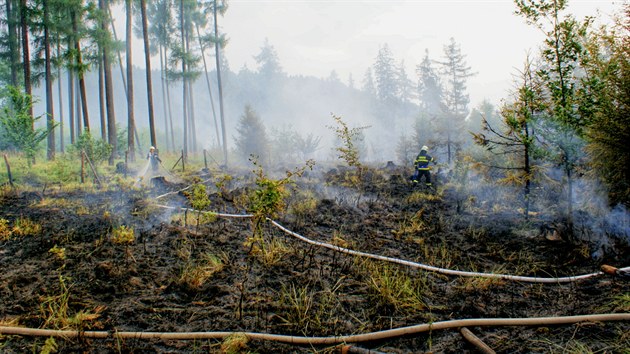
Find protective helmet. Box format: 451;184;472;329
150;146;155;151
421;145;428;151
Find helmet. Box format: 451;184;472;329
421;145;428;151
150;146;155;151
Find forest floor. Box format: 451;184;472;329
0;164;628;353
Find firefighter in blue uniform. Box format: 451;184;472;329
412;145;435;187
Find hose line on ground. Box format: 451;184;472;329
1;314;628;344
154;204;630;283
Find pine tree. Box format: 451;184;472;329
234;105;269;165
581;4;630;206
436;38;475;164
515;0;591;230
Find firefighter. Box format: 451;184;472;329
412;145;435;187
147;146;162;172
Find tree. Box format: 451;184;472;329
125;0;135;161
214;0;228;167
362;67;376;97
436;38;475;164
96;0;116;165
19;0;33;120
43;0;55;160
140;0;156;149
327;114;369;168
0;0;21;86
581;4;630;206
147;0;175;151
0;86;54;165
416;49;443;120
515;0;591;230
472;56;545;218
373;43;398;105
254;38;283;81
234;104;269;165
396;60;413;104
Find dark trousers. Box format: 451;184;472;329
412;169;431;185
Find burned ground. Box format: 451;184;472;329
0;167;628;353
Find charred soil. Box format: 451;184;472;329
0;167;628;353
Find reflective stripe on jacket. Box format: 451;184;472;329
414;152;433;170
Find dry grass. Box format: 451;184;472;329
179;253;226;290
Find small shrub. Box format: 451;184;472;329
0;218;12;241
48;245;66;261
12;217;42;237
111;225;134;245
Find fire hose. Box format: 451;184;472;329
155;204;630;283
1;314;628;344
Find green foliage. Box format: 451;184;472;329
0;218;12;241
269;125;322;163
327;114;369;168
111;225;135;245
69;131;112;166
189;183;211;211
0;86;52;165
582;10;630;206
234;105;269;165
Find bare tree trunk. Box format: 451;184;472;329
180;0;188;160
101;0;117;165
68;69;75;144
159;45;171;152
98;57;106;140
75;77;82;136
188;80;197;152
7;0;19;86
140;0;157;148
126;0;135;161
20;0;33;122
73;28;89;132
214;0;227;166
184;26;196;153
196;23;221;148
56;39;64;153
163;46;176;151
107;5;127;92
44;0;55;160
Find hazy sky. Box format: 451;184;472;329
220;0;621;107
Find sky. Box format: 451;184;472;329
219;0;622;107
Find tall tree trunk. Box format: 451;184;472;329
44;0;55;160
184;24;196;152
20;0;33;122
101;0;117;165
68;69;75;144
75;77;82;136
107;3;140;155
107;5;127;92
56;38;64;152
196;23;221;148
7;0;19;86
163;46;176;151
159;44;171;152
214;0;227;166
140;0;156;148
180;0;188;160
126;0;135;161
72;11;90;132
188;80;197;152
98;57;107;140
